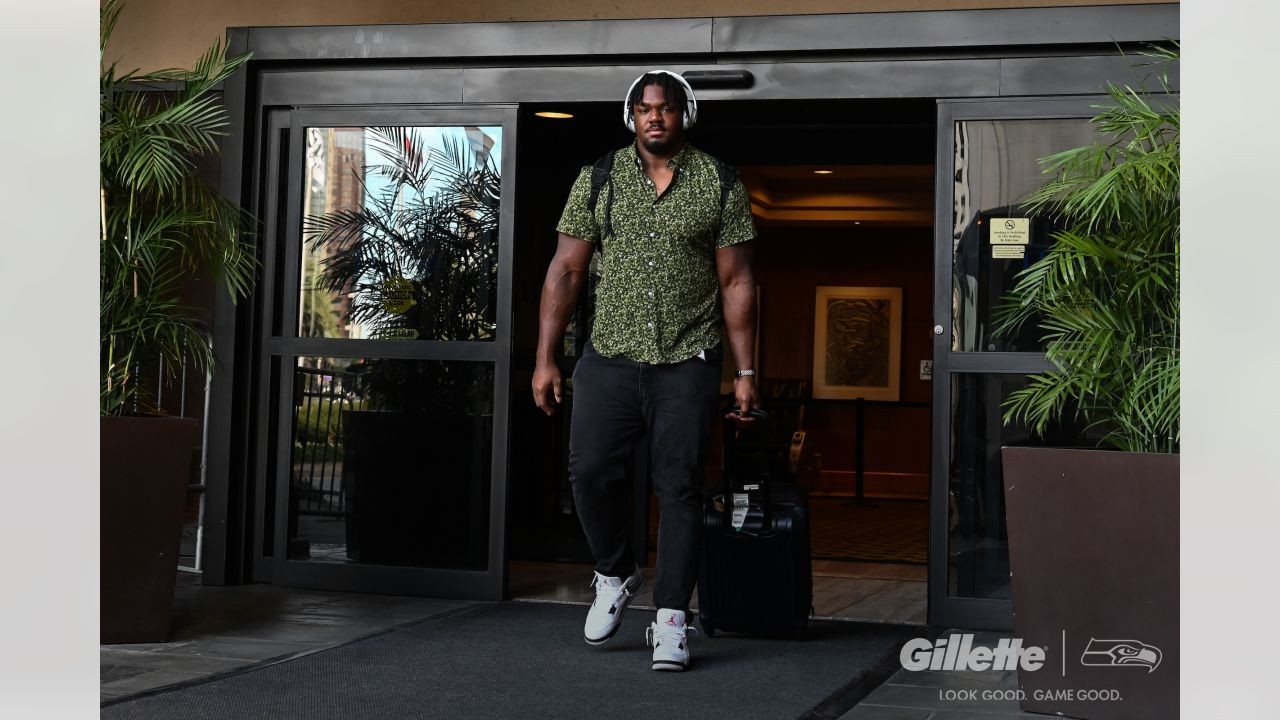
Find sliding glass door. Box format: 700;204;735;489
253;106;517;599
930;98;1106;629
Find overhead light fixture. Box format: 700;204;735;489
813;169;834;175
854;221;862;225
681;69;755;89
535;111;574;119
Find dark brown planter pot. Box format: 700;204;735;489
101;416;198;644
1001;447;1178;720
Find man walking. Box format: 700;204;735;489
532;70;760;671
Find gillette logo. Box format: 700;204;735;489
900;635;1046;672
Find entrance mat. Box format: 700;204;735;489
101;601;919;720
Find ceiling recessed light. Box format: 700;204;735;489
535;111;574;119
813;169;834;175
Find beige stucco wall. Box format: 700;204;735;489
105;0;1175;73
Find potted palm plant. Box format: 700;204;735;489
100;0;255;642
993;47;1178;720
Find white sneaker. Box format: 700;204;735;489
583;567;644;645
646;608;699;671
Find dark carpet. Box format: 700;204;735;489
101;601;918;720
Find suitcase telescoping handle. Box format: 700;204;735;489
724;405;770;489
728;406;768;421
724;407;770;472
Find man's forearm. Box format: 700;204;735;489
536;263;586;365
721;277;756;372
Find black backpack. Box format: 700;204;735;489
585;149;738;253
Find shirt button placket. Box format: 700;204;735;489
647;231;658;339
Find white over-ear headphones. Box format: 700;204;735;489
623;70;698;132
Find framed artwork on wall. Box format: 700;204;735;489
720;286;761;394
812;286;902;401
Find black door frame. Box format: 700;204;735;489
252;105;518;599
928;95;1110;630
208;4;1178;621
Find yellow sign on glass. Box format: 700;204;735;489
377;327;420;340
990;218;1030;245
381;277;416;315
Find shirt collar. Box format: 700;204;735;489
627;141;692;171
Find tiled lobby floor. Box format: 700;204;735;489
509;558;927;625
647;495;930;565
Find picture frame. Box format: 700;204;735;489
812;286;902;401
721;286;761;394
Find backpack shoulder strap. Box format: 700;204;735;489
714;157;738;211
586;150;617;252
586;150;614;213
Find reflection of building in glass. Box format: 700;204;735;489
465;126;495;168
301;127;366;343
300;125;503;346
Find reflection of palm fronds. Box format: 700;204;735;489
992;44;1179;453
302;126;501;413
825;299;890;387
303;126;501;342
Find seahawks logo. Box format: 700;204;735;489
1080;638;1162;673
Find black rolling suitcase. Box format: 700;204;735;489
697;409;813;638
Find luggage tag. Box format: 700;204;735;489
731;492;750;530
731;493;768;534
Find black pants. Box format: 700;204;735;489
568;341;721;613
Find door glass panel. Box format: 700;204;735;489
947;372;1102;599
287;355;494;570
950;119;1095;352
299;126;503;341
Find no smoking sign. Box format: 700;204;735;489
990;218;1030;245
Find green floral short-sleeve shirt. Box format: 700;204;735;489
556;142;757;364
